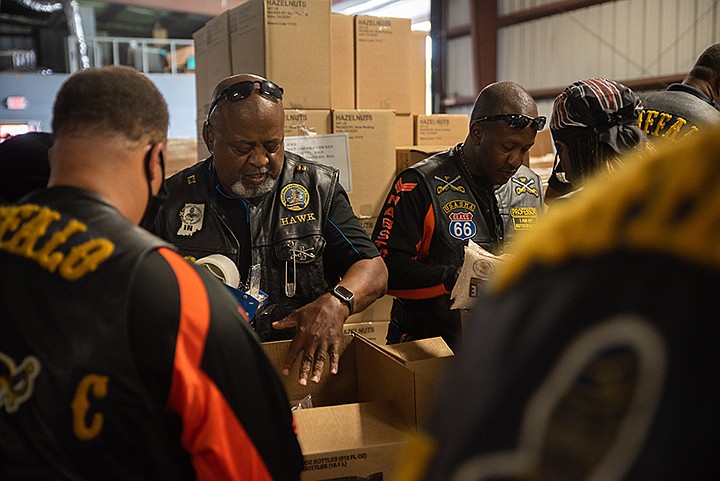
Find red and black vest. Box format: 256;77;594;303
390;147;543;348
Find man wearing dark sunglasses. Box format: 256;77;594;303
152;74;387;386
371;81;544;350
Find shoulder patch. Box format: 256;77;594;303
177;203;205;236
394;177;418;193
512;176;540;197
434;175;466;195
0;351;42;413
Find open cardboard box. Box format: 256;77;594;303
262;334;454;480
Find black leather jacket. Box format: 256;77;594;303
153;152;339;341
640;84;720;142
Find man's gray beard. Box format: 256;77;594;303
230;175;276;199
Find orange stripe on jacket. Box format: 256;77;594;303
388;284;448;299
416;205;435;259
159;247;273;481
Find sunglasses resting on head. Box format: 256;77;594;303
473;114;547;131
207;79;284;118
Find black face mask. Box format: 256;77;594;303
139;145;168;230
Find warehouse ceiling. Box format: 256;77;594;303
0;0;429;38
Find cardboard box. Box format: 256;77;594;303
529;127;554;157
262;334;454;427
294;401;407;480
331;13;355;109
229;0;332;109
274;335;453;478
414;114;469;146
354;15;412;114
284;109;332;137
395;145;449;173
196;106;210;161
332;110;396;224
394;113;414;147
193;12;232;114
343;320;390;345
410;30;428;115
166;138;199;177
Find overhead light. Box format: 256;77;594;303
339;0;396;15
412;20;431;32
335;0;430;28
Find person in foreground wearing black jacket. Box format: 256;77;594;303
371;81;544;350
152;73;387;386
0;66;302;481
395;124;720;481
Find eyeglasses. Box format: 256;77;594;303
474;114;547;131
207;80;284;118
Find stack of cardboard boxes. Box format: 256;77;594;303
193;0;470;230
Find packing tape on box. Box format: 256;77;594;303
195;254;240;289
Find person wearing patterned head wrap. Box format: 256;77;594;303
545;78;647;201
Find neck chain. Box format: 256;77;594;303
459;144;473;175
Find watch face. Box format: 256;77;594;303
334;285;353;301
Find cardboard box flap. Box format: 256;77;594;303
293;401;408;455
380;336;454;363
353;334;416;427
355;335;454;427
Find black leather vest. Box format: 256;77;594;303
0;188;194;480
412;146;542;261
156;153;339;341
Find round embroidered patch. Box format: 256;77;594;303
280;183;310;212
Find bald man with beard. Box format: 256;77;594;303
152;74;387;386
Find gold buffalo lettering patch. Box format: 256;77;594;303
638;109;699;142
0;352;41;413
281;183;310;212
510;207;538;230
0;204;114;280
